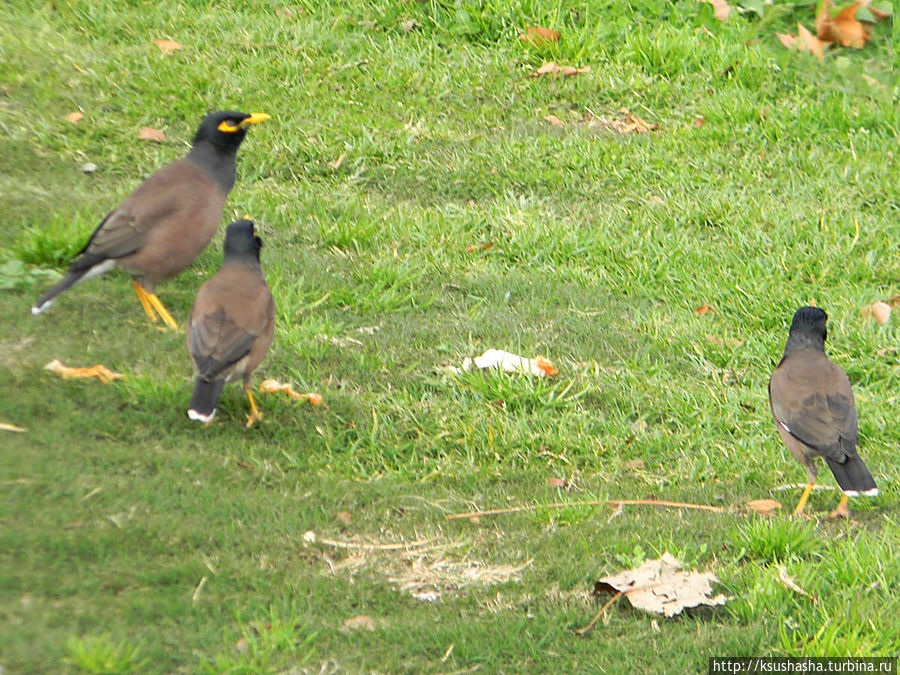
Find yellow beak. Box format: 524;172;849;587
218;113;271;133
240;112;270;127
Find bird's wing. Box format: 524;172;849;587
189;307;257;381
75;160;209;264
769;355;858;461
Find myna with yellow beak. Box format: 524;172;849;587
769;306;878;518
32;110;270;329
187;219;274;427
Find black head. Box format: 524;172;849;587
788;306;828;342
223;219;263;261
192;110;270;153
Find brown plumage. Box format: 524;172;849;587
187;220;274;427
769;306;878;518
32;110;270;329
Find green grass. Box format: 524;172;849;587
1;0;898;672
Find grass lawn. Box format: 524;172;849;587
1;0;898;672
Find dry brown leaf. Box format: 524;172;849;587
259;379;324;405
622;459;645;471
519;26;561;46
706;334;724;346
693;117;706;127
328;153;346;170
776;32;799;49
138;126;166;142
887;294;900;308
594;552;729;617
543;114;565;127
44;359;125;384
336;510;352;525
65;112;83;124
343;615;376;631
859;0;891;21
152;39;182;54
584;108;658;134
547;478;566;488
529;61;590;78
399;18;420;32
746;498;782;516
876;346;898;357
465;241;494;253
235;637;248;653
862;301;891;325
797;23;826;60
776;565;812;598
817;0;868;48
694;303;715;315
700;0;731;22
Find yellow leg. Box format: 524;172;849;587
132;280;158;323
145;291;179;330
792;481;815;518
245;382;262;428
829;494;850;520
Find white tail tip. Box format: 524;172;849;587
843;487;879;497
188;409;216;423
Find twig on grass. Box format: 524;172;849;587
446;499;726;521
574;591;624;635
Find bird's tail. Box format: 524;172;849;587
31;258;114;315
825;455;879;497
187;378;226;423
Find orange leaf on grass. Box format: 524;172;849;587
152;38;182;54
138;126;166;142
519;27;561;46
700;0;731;22
694;304;715;315
817;0;868;48
797;23;826;60
65;112;83;124
529;61;590;78
543;114;565;127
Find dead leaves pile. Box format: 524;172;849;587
776;0;890;60
543;108;658;135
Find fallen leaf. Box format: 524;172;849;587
65;112;83;124
399;18;420;32
343;615;376;631
138;126;166;142
693;117;706;127
547;478;566;488
700;0;731;22
706;334;724;346
887;294;900;308
336;510;352;525
519;26;561;46
876;346;898;357
465;241;494;253
152;39;182;54
460;349;558;377
817;0;868;48
694;303;715;315
0;422;26;433
862;300;891;325
235;638;248;653
797;23;826;60
776;565;813;599
859;0;891;21
328;153;346;170
543;114;565;127
259;379;324;405
584;108;658;134
745;498;782;515
776;32;799;49
593;552;730;617
622;459;645;471
529;61;590;78
44;359;125;383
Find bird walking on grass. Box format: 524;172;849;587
769;306;878;518
32;110;270;329
187;219;274;427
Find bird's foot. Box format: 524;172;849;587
828;495;850;520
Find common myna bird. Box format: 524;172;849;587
769;306;878;518
186;219;274;427
32;110;270;329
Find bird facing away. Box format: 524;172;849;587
769;306;878;518
187;219;274;428
32;110;270;329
